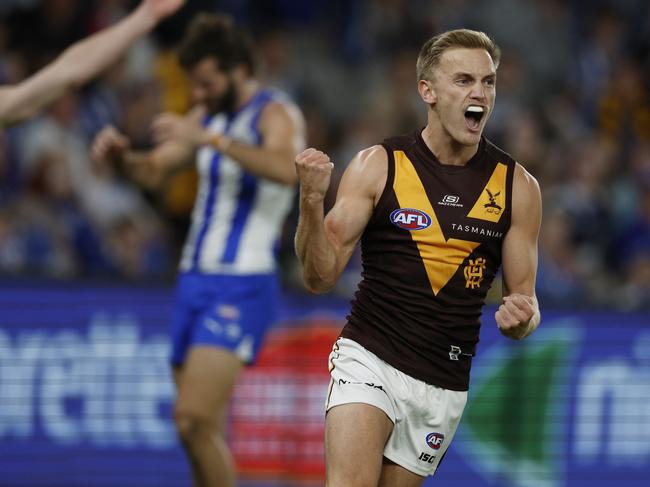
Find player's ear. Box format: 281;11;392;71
418;79;436;105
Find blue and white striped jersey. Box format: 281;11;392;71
179;89;295;275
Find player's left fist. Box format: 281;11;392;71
495;294;536;340
151;106;207;148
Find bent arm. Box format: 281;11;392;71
207;101;305;185
0;1;178;127
122;141;195;189
498;163;542;339
295;146;386;294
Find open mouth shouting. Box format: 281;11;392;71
464;105;485;132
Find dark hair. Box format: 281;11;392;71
178;13;256;74
416;29;501;81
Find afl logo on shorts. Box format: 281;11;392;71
390;208;432;230
426;432;445;450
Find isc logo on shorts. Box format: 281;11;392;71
426;432;445;450
390;208;432;230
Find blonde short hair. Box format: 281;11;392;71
416;29;501;81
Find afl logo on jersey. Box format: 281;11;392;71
426;432;445;450
390;208;432;230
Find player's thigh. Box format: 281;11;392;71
174;345;244;420
378;460;425;487
325;402;393;487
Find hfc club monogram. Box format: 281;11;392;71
464;257;486;289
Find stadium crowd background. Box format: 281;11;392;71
0;0;648;311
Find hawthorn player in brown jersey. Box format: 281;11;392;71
295;29;541;486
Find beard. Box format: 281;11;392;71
206;78;238;115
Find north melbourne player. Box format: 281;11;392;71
92;13;305;487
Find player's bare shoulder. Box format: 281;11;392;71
258;98;306;156
515;162;539;188
514;162;541;198
512;162;542;225
259;99;305;133
343;145;388;205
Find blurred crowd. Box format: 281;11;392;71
0;0;648;310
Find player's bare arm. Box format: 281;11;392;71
92;123;195;190
0;0;185;128
152;100;305;186
496;163;542;340
295;145;387;294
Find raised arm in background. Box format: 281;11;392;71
0;0;185;128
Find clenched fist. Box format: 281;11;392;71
495;293;537;340
151;106;207;148
91;125;131;165
295;148;334;202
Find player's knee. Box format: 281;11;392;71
173;409;217;446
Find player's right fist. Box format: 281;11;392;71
295;148;334;202
91;125;131;165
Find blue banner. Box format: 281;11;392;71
0;283;648;486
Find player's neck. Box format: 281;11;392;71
422;122;479;166
235;79;261;111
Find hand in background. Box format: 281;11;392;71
91;125;131;166
151;106;208;149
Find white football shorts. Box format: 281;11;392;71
325;337;468;476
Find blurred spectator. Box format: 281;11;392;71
597;58;650;146
613;184;650;309
537;207;587;306
0;206;24;273
574;6;626;123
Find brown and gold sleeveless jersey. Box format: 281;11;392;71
340;131;516;391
